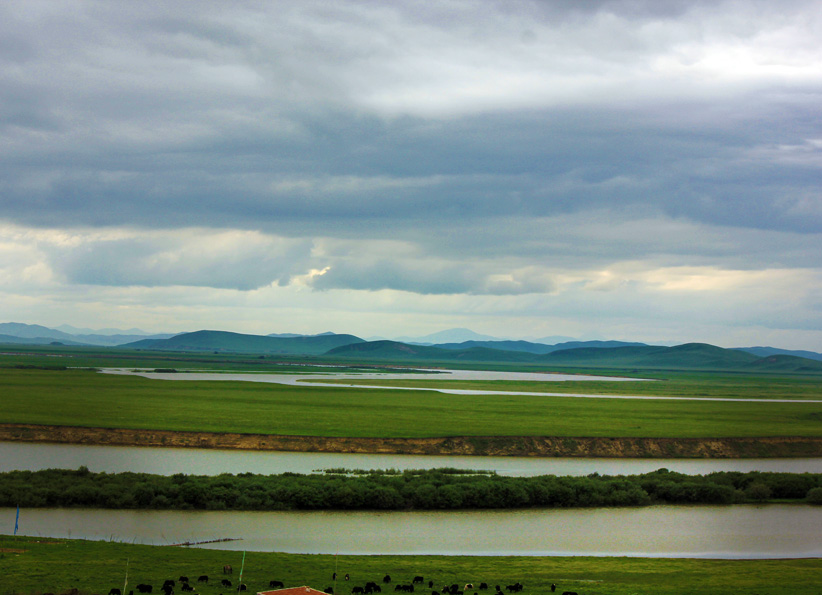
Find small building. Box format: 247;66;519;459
258;587;328;595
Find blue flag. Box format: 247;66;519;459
14;505;19;535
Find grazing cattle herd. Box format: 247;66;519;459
70;567;578;595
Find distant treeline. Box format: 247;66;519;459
2;467;822;511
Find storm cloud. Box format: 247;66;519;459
1;0;821;347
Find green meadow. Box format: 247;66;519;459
0;345;363;373
1;536;821;595
1;367;821;439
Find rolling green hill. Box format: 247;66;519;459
122;329;365;355
112;329;822;373
326;340;822;372
538;343;822;372
736;345;822;361
326;340;541;362
539;343;760;368
745;353;822;373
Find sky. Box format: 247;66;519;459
1;0;822;349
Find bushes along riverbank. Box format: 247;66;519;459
2;467;821;511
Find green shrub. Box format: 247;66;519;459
806;487;822;504
745;482;771;501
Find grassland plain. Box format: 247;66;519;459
1;536;821;595
0;344;368;372
2;368;822;440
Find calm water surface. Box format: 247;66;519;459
3;505;819;558
101;368;643;384
3;442;821;476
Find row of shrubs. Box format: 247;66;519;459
1;467;820;511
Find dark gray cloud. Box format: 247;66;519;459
2;0;820;239
3;104;820;236
1;0;821;347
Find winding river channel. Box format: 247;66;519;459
3;367;820;559
99;367;822;402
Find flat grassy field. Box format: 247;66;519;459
1;368;821;438
0;536;820;595
0;345;373;373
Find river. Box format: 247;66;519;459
99;368;822;402
2;442;821;477
4;367;820;559
3;442;821;559
3;505;820;558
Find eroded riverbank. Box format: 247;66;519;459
2;423;820;458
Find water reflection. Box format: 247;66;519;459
3;442;821;476
3;505;820;558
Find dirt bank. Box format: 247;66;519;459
2;423;821;458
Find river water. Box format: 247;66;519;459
3;505;820;558
101;368;644;384
3;442;820;558
2;442;821;477
99;368;822;402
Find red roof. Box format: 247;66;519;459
258;587;327;595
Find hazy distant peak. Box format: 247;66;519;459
523;335;577;345
55;324;154;336
394;328;502;344
267;331;338;338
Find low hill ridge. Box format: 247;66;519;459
123;329;365;355
326;340;822;372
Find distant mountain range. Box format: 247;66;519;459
2;322;821;372
394;327;576;345
54;324;158;336
434;339;650;355
0;332;89;347
0;322;176;347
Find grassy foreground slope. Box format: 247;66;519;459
1;536;821;595
1;368;821;439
